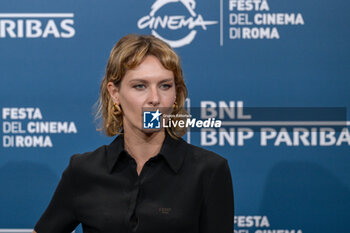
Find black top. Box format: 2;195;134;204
34;132;234;233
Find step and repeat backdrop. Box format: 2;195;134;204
1;0;349;232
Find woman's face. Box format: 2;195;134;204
108;55;176;133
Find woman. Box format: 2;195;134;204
33;34;234;233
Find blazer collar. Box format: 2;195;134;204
106;131;187;174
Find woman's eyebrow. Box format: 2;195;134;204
128;79;147;84
158;78;174;83
128;78;174;83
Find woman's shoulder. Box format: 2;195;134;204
181;138;228;169
181;139;231;187
68;144;109;171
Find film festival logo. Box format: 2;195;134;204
137;0;218;48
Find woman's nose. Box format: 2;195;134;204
148;87;160;106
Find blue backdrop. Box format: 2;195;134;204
1;0;349;232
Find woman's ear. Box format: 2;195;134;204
107;82;120;104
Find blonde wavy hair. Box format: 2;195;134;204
94;34;188;139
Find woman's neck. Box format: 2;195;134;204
123;126;166;168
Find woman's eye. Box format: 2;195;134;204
133;84;145;89
161;84;172;89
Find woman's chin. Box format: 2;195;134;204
141;128;163;134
